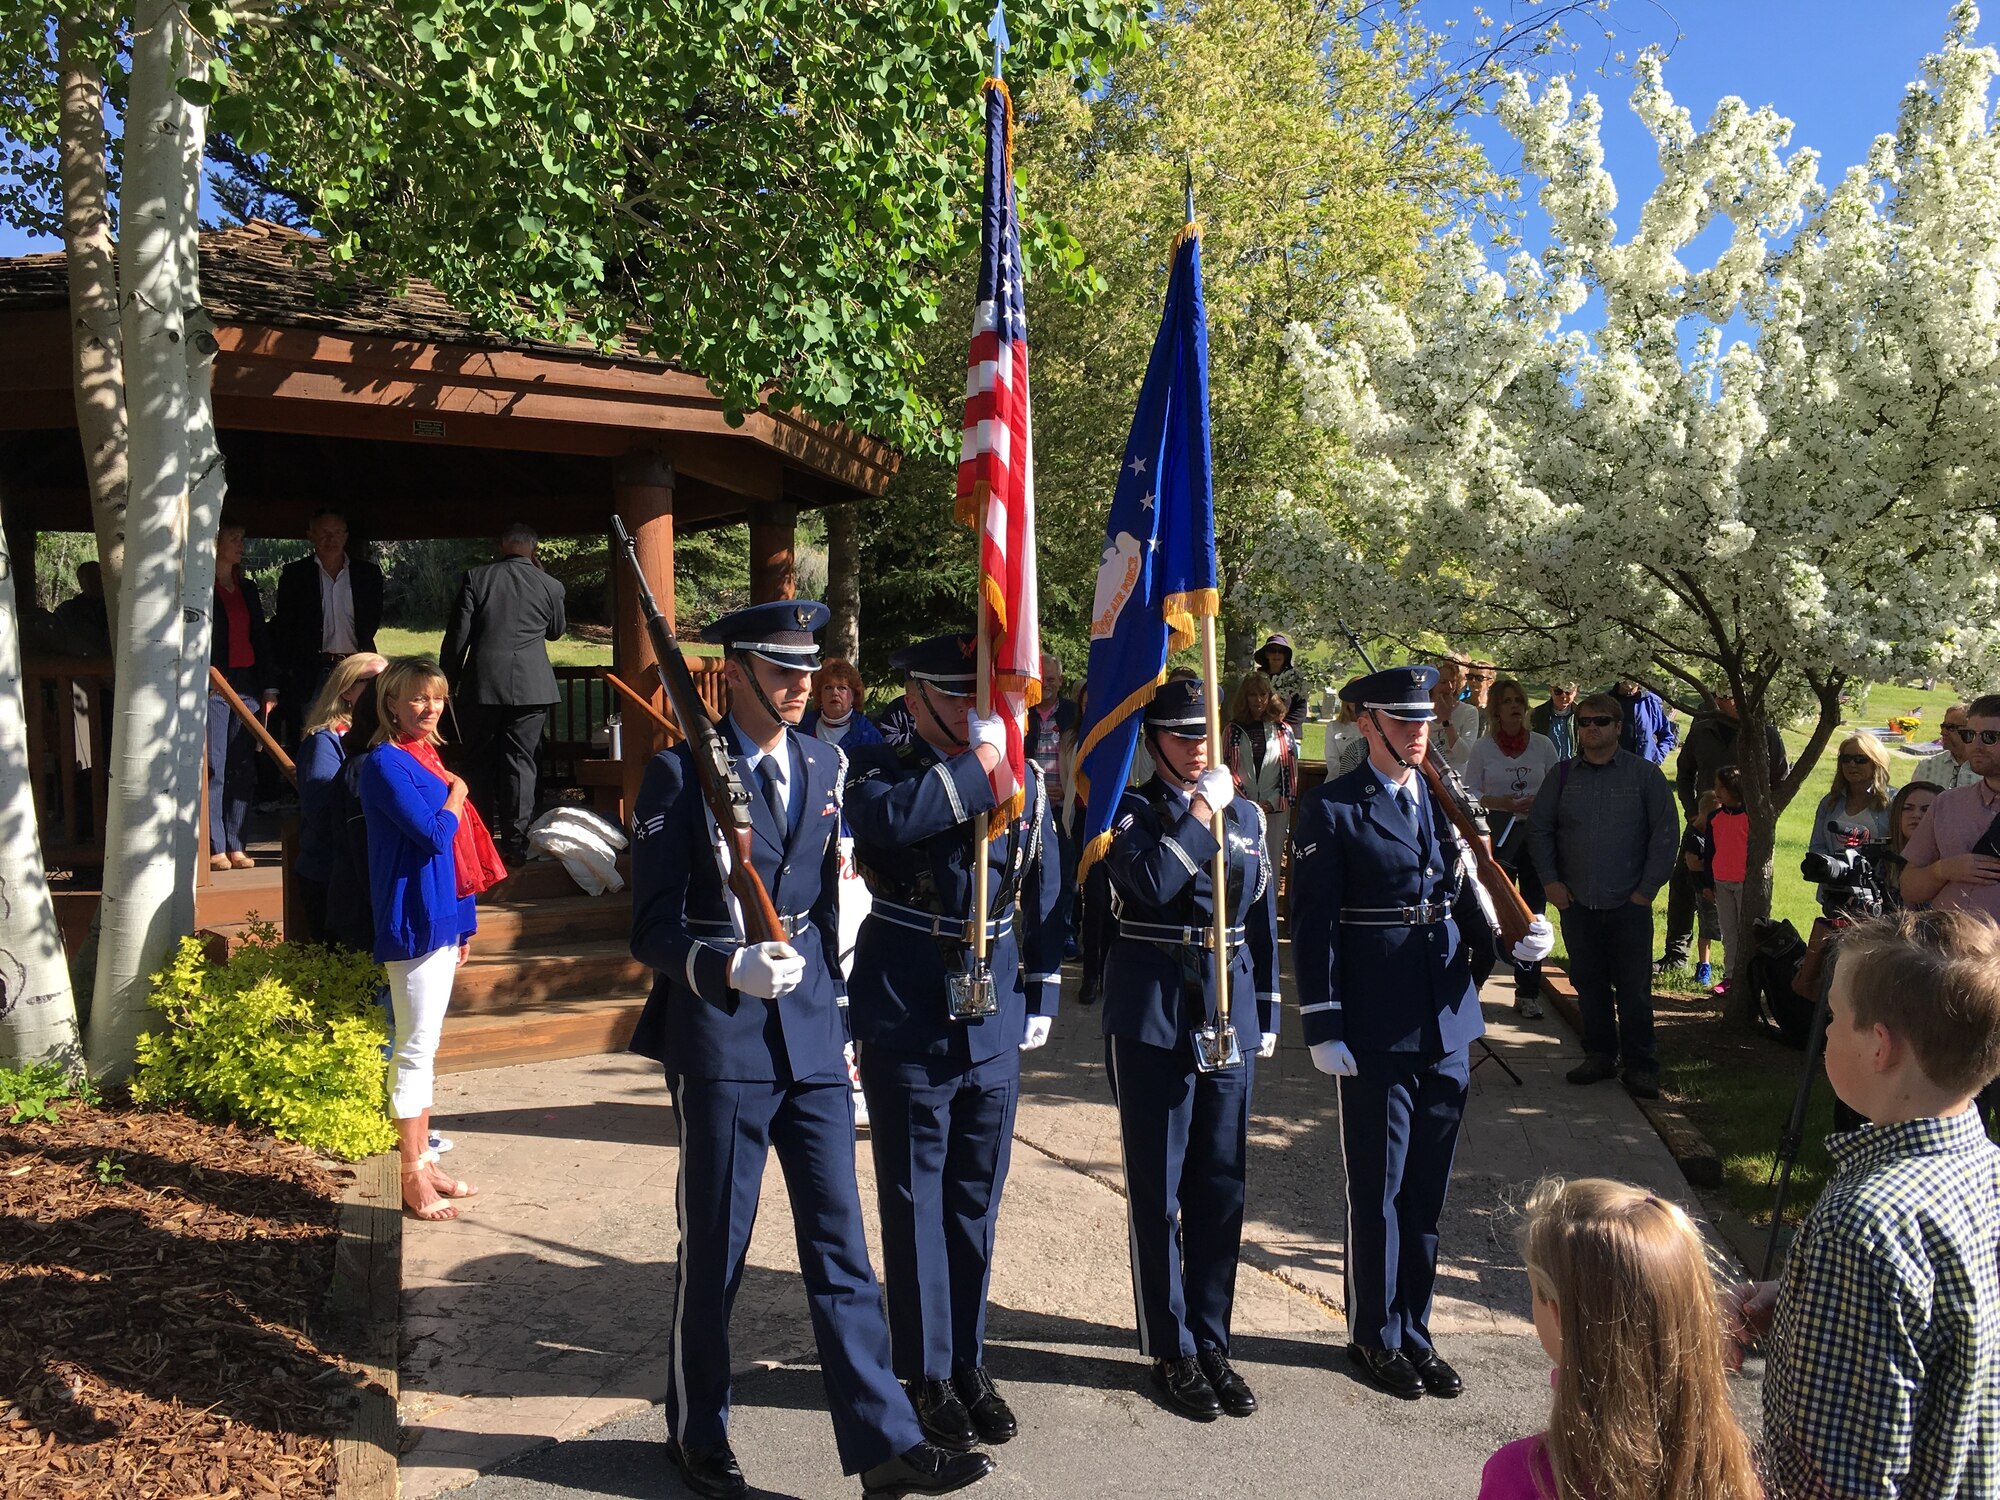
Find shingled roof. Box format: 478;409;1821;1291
0;219;661;364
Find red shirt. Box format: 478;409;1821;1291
1709;805;1749;883
216;578;254;668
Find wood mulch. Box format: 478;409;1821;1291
0;1103;363;1499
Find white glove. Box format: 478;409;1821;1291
1194;767;1235;814
1310;1040;1359;1077
1511;915;1555;964
1257;1032;1278;1060
1020;1015;1053;1052
966;710;1009;758
728;941;805;999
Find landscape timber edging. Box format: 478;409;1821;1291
1537;964;1725;1190
321;1150;401;1500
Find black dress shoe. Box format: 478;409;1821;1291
666;1438;747;1498
1346;1343;1424;1401
1566;1054;1619;1086
952;1367;1017;1443
1196;1349;1257;1417
1621;1068;1662;1100
1410;1348;1464;1398
904;1378;977;1453
860;1442;996;1498
1150;1355;1222;1421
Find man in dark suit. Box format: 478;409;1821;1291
440;523;566;860
274;509;383;739
1291;666;1543;1402
626;600;991;1500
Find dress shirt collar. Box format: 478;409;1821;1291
1828;1107;1990;1180
1368;758;1418;796
732;719;791;792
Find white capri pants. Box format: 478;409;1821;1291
385;942;459;1119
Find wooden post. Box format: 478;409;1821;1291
613;449;675;818
748;500;798;603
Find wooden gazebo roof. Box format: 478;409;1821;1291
0;221;898;540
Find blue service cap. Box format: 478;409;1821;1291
1145;678;1210;738
1339;665;1437;721
700;599;828;671
888;632;979;695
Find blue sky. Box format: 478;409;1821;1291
0;1;1973;264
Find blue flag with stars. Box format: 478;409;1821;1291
1073;220;1217;877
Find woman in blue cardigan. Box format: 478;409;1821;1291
360;657;480;1221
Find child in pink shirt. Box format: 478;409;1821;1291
1479;1178;1762;1500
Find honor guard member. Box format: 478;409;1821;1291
1087;679;1279;1421
843;633;1063;1455
1289;665;1495;1403
627;601;993;1500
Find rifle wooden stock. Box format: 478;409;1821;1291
611;517;785;946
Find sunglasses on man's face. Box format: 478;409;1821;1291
1576;714;1619;728
1955;727;2000;746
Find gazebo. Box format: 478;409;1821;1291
0;221;898;1068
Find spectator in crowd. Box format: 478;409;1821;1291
1429;653;1481;775
297;652;387;943
207;523;279;871
276;509;384;737
361;657;497;1222
1323;694;1368;778
1882;780;1943;914
1027;653;1080;956
1529;681;1578;761
1679;791;1720;991
802;658;885;748
1707;769;1751;1014
325;676;383;954
52;560;111;657
1611;676;1677;765
1915;702;1984;791
1224;670;1297;862
1728;910;2000;1500
1464;660;1497;735
1528;693;1679;1098
1479;1178;1760;1500
1253;633;1310;728
1657;691;1791;975
1805;734;1896;906
873;683;919;746
1900;693;2000;921
1465;678;1559;1017
439;523;567;864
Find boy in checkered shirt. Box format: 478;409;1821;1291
1729;910;2000;1499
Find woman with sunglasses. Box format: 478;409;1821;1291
1900;694;2000;922
1804;735;1896;906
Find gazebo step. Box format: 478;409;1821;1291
473;894;632;953
193;867;286;929
435;996;646;1074
481;855;631;904
451;940;648;1012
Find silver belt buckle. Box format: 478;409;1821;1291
1190;1022;1244;1073
946;959;999;1021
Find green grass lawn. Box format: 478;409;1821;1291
374;626;613;668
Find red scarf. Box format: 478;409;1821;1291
1493;726;1529;757
398;737;508;897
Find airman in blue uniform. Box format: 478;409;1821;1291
1084;679;1279;1421
1289;665;1495;1403
843;633;1063;1455
627;601;993;1500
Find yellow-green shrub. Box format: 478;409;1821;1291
134;926;396;1160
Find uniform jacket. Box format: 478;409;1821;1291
627;720;850;1084
357;743;478;964
1289;763;1491;1056
843;737;1062;1066
439;554;567;707
1093;779;1279;1056
275;553;383;673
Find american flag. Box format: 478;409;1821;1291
954;77;1040;829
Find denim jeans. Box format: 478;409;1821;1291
1560;901;1657;1074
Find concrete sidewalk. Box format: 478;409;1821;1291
401;974;1747;1498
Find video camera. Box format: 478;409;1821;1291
1799;823;1891;919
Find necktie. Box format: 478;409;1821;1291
757;758;788;836
1393;784;1416;824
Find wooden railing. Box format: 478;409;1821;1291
22;656;114;870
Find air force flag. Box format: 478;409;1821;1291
1073;219;1218;877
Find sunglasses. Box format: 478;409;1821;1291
1838;753;1873;766
1954;728;2000;746
1576;714;1619;728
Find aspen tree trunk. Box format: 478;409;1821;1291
824;500;861;665
57;6;129;633
86;0;194;1080
0;512;84;1067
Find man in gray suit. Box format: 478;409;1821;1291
441;523;567;861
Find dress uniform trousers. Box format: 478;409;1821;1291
1336;1046;1470;1354
1107;1035;1255;1360
665;1072;923;1475
857;1047;1020;1383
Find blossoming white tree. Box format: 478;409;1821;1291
1258;6;2000;928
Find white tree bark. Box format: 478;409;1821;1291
57;6;129;635
86;0;194;1080
0;510;84;1068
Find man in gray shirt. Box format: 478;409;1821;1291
1528;693;1680;1098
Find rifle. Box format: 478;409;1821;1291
611;516;786;945
1337;624;1537;949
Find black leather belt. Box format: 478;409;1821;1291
1340;901;1452;926
1116;917;1248;951
688;913;810;940
867;896;1014;944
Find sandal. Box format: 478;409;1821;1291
418;1148;478;1201
401;1162;458;1221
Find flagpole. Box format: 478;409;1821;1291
970;0;1006;967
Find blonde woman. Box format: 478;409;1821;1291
1223;671;1296;861
1806;734;1895;904
297;653;386;944
1480;1178;1762;1499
